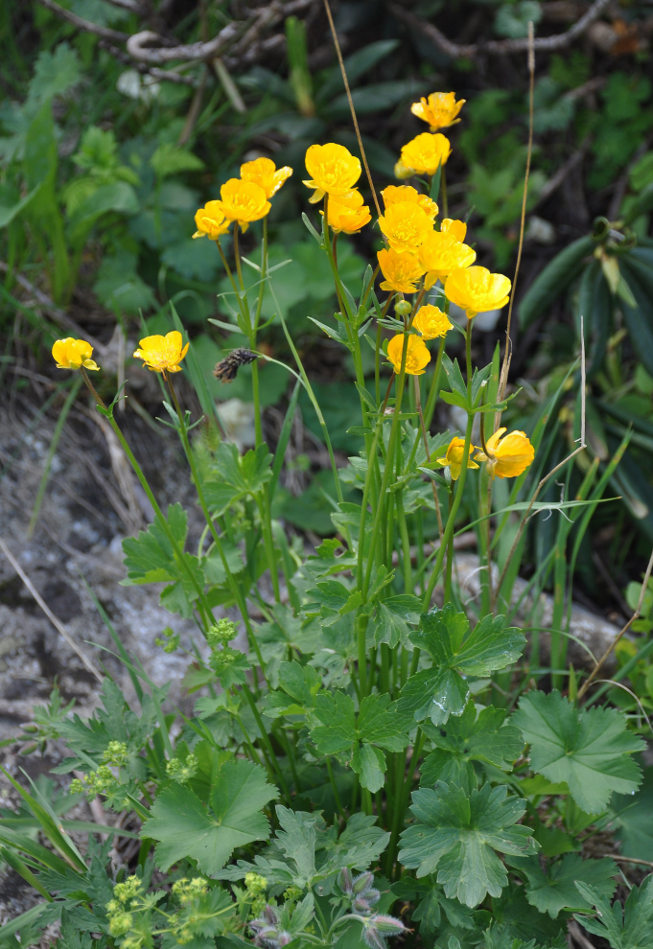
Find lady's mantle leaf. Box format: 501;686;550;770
513;690;644;813
398;781;537;907
523;853;617;918
142;760;277;874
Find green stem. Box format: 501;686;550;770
165;376;266;678
81;370;214;629
422;323;476;610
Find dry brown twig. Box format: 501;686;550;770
390;0;613;57
36;0;314;85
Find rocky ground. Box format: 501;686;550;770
0;381;204;928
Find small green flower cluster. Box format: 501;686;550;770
154;625;181;653
166;752;198;784
70;741;131;804
70;763;119;800
106;875;145;946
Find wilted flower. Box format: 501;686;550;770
217;178;271;231
324;189;371;234
303;143;361;203
387;333;431;375
133;330;189;374
411;91;465;131
381;185;438;222
193;200;231;240
378;201;434;254
377;248;425;294
476;428;535;478
418;230;477;288
240;157;293;198
444;266;511;319
436;436;479;481
396;132;451;178
413;304;453;339
52;338;99;371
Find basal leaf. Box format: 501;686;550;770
352;743;386;793
514;691;644;812
523;853;617;918
399;782;537;907
574;875;653;949
421;702;523;784
311;692;409;791
142;760;276;875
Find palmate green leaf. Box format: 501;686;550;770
121;504;204;616
218;809;388;888
310;692;410;791
522;853;616;918
142;760;277;874
513;691;644;813
399;782;537;907
574;875;653;949
122;503;190;582
421;701;523;785
372;594;421;647
399;606;525;725
204;442;273;514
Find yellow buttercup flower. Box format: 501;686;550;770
387;333;431;375
240;157;293;198
381;185;439;222
436;436;479;481
303;143;361;203
378;202;434;254
323;189;371;234
413;304;453;340
476;428;534;478
441;218;467;242
444;266;512;319
411;91;465;132
396;132;451;178
133;330;189;374
217;178;271;231
418;231;477;289
378;248;425;294
52;338;99;371
193;200;231;240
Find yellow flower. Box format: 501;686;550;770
217;178;271;231
378;201;434;253
396;132;451;178
476;428;534;478
444;266;512;319
52;338;99;371
303;143;361;203
240;157;293;198
436;436;479;481
410;91;465;132
377;248;425;294
441;218;467;242
323;189;371;234
413;304;453;340
193;200;231;240
381;185;439;222
418;231;477;288
387;333;431;375
133;330;189;374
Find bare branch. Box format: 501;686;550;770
35;0;128;42
389;0;613;57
